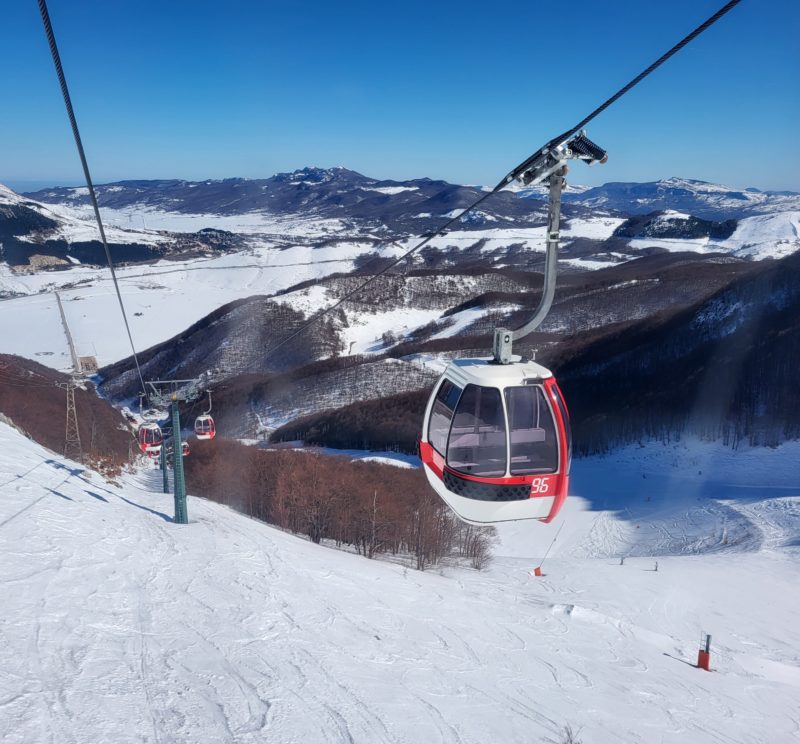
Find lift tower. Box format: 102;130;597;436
144;379;205;525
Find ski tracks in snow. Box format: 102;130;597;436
2;425;800;744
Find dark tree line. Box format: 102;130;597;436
185;437;494;571
557;253;800;453
270;390;429;454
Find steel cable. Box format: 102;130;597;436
36;0;147;395
508;0;744;183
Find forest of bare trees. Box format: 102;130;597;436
0;354;133;471
185;438;494;571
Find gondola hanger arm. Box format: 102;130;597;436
492;131;608;364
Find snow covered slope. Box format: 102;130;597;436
0;183;173;270
1;422;798;743
624;210;800;261
0;183;162;247
4;169;799;372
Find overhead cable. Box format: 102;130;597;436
36;0;147;395
506;0;744;184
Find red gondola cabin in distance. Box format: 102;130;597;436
419;357;571;525
137;423;163;456
194;414;216;440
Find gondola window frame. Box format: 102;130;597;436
446;384;508;478
504;384;559;476
428;378;463;457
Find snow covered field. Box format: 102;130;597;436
1;422;798;743
61;202;355;240
0;238;403;370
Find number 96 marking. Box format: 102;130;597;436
531;477;550;494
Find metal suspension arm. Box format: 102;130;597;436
512;171;564;342
492;171;565;364
493;131;607;364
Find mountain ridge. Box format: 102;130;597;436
24;170;800;220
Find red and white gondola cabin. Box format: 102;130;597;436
419;357;571;525
194;414;216;440
137;423;163;456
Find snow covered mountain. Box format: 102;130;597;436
16;172;800;269
1;419;798;743
31;173;800;222
0;183;242;272
3;168;799;456
556;249;800;452
0;182;160;267
92;248;800;455
557;177;800;219
24;167;548;234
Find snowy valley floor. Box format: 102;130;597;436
1;423;799;743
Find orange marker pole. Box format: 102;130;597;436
533;522;564;577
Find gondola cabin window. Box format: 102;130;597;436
504;386;558;475
428;379;462;456
447;385;506;477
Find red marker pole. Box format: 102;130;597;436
697;634;711;671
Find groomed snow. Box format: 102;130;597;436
1;423;798;743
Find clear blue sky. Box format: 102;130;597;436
1;0;798;191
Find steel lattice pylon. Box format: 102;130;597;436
59;376;83;462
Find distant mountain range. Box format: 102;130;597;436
23;167;545;233
25;170;800;221
557;177;800;220
2;170;798;274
